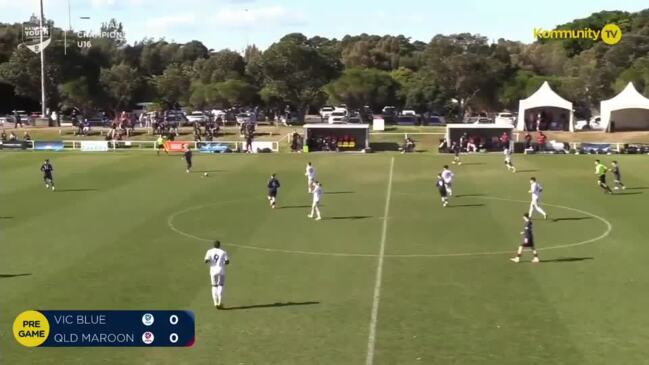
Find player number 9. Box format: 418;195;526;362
169;315;179;325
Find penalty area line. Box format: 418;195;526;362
366;156;394;365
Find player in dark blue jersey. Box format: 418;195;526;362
451;141;461;165
267;173;280;209
40;159;55;191
510;213;539;263
436;174;449;207
611;161;625;190
184;145;193;173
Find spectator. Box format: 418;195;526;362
499;131;510;148
23;131;32;141
9;131;17;141
50;110;59;127
438;138;449;153
291;132;302;152
401;137;416;153
1;129;6;141
524;133;532;149
13;110;22;128
467;137;477;152
537;131;547;152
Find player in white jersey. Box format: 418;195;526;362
528;177;548;220
305;162;316;193
504;146;516;173
441;165;454;196
204;240;230;309
308;181;323;220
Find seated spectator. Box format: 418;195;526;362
23;131;32;141
1;129;6;141
467;137;477;152
9;131;17;141
438;138;449;153
83;119;91;135
401;137;415;153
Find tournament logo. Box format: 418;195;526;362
142;331;155;345
141;313;155;326
20;19;52;54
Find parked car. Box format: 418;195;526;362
319;106;334;120
401;110;416;116
236;113;253;125
575;116;603;130
166;111;189;126
494;112;516;125
186;111;208;124
328;111;347;124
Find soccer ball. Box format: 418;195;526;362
203;172;208;177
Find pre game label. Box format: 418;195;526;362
13;310;194;347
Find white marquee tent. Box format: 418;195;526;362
516;81;574;132
600;82;649;132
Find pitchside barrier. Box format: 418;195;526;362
40;140;279;153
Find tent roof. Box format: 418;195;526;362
519;81;572;110
601;82;649;111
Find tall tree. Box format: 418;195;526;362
99;63;142;112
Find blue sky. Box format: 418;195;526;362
1;0;647;51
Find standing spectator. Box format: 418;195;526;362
500;131;510;149
524;133;532;149
245;129;254;153
537;131;547;152
13;110;22;128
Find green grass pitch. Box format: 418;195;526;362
2;151;649;364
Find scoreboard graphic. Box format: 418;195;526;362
13;310;195;347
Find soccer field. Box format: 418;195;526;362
2;151;649;364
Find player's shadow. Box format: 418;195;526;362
55;188;98;192
515;169;538;173
0;216;13;219
222;301;320;311
627;187;649;190
193;170;224;173
278;205;313;209
0;273;31;279
541;257;594;263
324;191;354;195
447;204;485;208
323;216;371;220
458;162;486;166
455;193;485;198
552;217;592;222
614;192;643;196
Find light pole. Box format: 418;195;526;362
39;0;46;117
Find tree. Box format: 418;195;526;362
614;58;649;96
325;68;400;112
193;50;245;84
100;63;142;112
154;63;192;107
261;33;340;118
58;77;93;113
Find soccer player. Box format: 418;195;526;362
436;174;449;207
305;162;316;193
308;181;323;220
184;145;193;173
40;159;55;191
528;177;548;219
611;161;625;190
594;160;613;194
156;135;166;156
204;240;230;309
510;213;540;263
504;146;516;173
267;173;280;209
451;141;462;165
441;165;454;196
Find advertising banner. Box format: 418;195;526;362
199;143;230;153
0;141;28;150
33;141;64;151
80;141;109;152
164;141;191;153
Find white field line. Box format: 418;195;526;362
365;156;395;365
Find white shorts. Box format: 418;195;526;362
210;272;225;286
312;199;320;207
531;196;540;205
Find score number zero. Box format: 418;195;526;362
169;314;178;344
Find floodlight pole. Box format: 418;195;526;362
39;0;47;117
